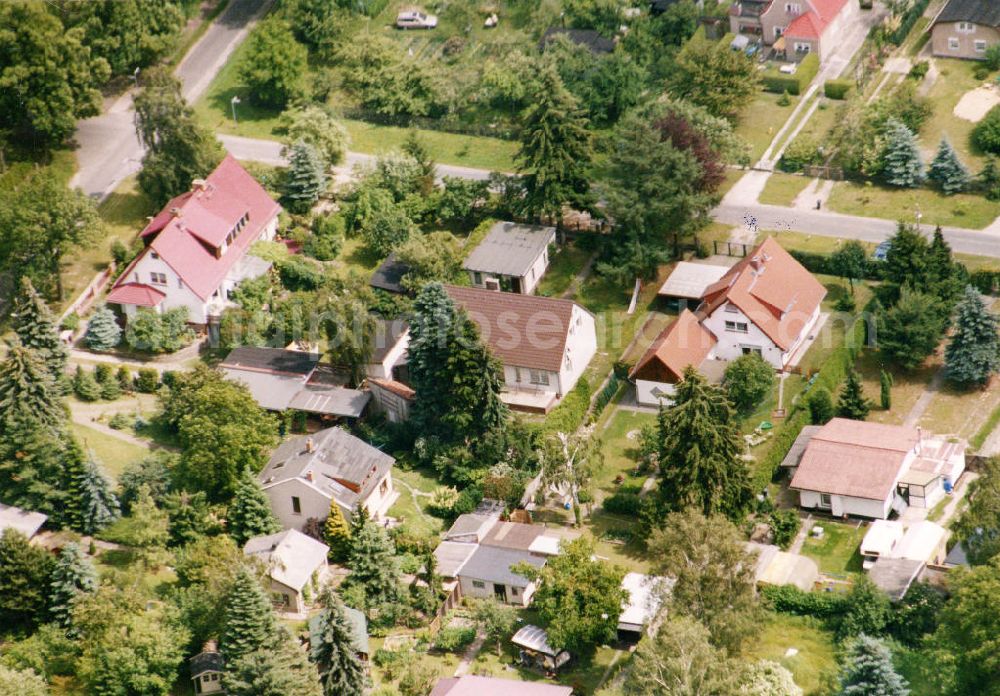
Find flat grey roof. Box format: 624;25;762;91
658;262;729;299
458;545;545;587
0;503;47;538
434;541;479;578
462;221;556;277
222;367;305;411
780;426;823;469
869;557;925;601
288;386;370;418
220;346;318;376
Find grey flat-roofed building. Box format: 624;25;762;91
463;221;556;295
0;503;47;539
457;545;546;606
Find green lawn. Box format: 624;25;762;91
744;613;839;696
825;180;1000;229
387;466;445;539
736;92;800;164
759;172;812;206
920;58;995;170
800;519;867;577
70;422;149;482
536;242;593;298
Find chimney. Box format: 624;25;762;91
305;469;314;482
191;178;207;193
306;437;315;453
169;207;182;218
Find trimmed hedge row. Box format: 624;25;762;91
763;53;819;95
761;584;847;618
889;0;931;45
970;269;1000;295
787;249;885;281
824;78;853;100
543;378;592;434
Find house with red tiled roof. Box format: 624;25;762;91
787;419;966;519
630;238;825;407
106;154;281;325
729;0;859;61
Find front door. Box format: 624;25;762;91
511;276;523;294
493;583;507;603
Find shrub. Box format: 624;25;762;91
73;366;101;402
762;53;819;95
135;368;160;393
761;584;847;618
123;308;193;353
779;137;823;173
908;61;929;80
108;413;131;430
973;105;1000;155
543;378;592;434
603;485;643;516
434;626;476;653
769;509;801;549
824;79;853;100
427;486;460;518
807;387;835;424
986;43;1000;72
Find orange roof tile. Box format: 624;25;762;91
700;237;826;351
630;309;717;382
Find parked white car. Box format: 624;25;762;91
396;9;438;29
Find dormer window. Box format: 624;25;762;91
150;251;159;260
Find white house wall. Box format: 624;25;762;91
559;305;597;394
458;576;535;607
125;252;210;322
264;478;333;531
520;245;552;295
702;305;785;368
361;472;395;519
798;489;893;519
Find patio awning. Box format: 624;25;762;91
774;36;787;51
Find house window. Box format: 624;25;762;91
150;272;167;285
150;251;159;260
177;277;184;289
958;21;975;33
291;496;301;514
473;272;483;285
725;321;749;334
472;580;485;589
511;587;519;597
741;346;763;356
380;478;389;495
819;493;832;508
529;369;550;386
784;3;800;13
725;303;739;313
794;42;811;54
975;40;987;53
774;26;784;39
949;37;960;50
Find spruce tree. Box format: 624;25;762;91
228;469;281;546
65;444;121;535
407;283;508;448
348;504;369;545
72;365;102;402
879;370;893;410
979;155;1000;200
837;370;872;421
881;223;930;305
283;140;327;214
656;366;753;522
48;542;98;630
11;277;69;382
0;340;65;436
345;519;401;615
221;567;280;665
880;288;948;370
927;227;965;307
517;63;593;220
839;635;909;696
310;588;366;696
807;387;835;425
224;628;322;696
881;119;923;188
946;285;1000;387
927;137;969;195
323;499;351;562
0;530;55;631
84;305;122;351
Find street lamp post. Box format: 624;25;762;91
231;95;241;124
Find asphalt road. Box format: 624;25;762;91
69;0;273;200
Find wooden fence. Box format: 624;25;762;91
61;262;118;322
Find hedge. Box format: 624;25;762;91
889;0;931;45
543;378;592;434
763;53;819;95
761;584;848;618
788;249;885;281
824;78;853;100
603;484;644;516
970;269;1000;295
593;374;622;416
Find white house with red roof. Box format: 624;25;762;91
630;238;825;406
107;154;281;325
729;0;858;61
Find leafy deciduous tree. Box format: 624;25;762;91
238;17;307;108
723;353;775;414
